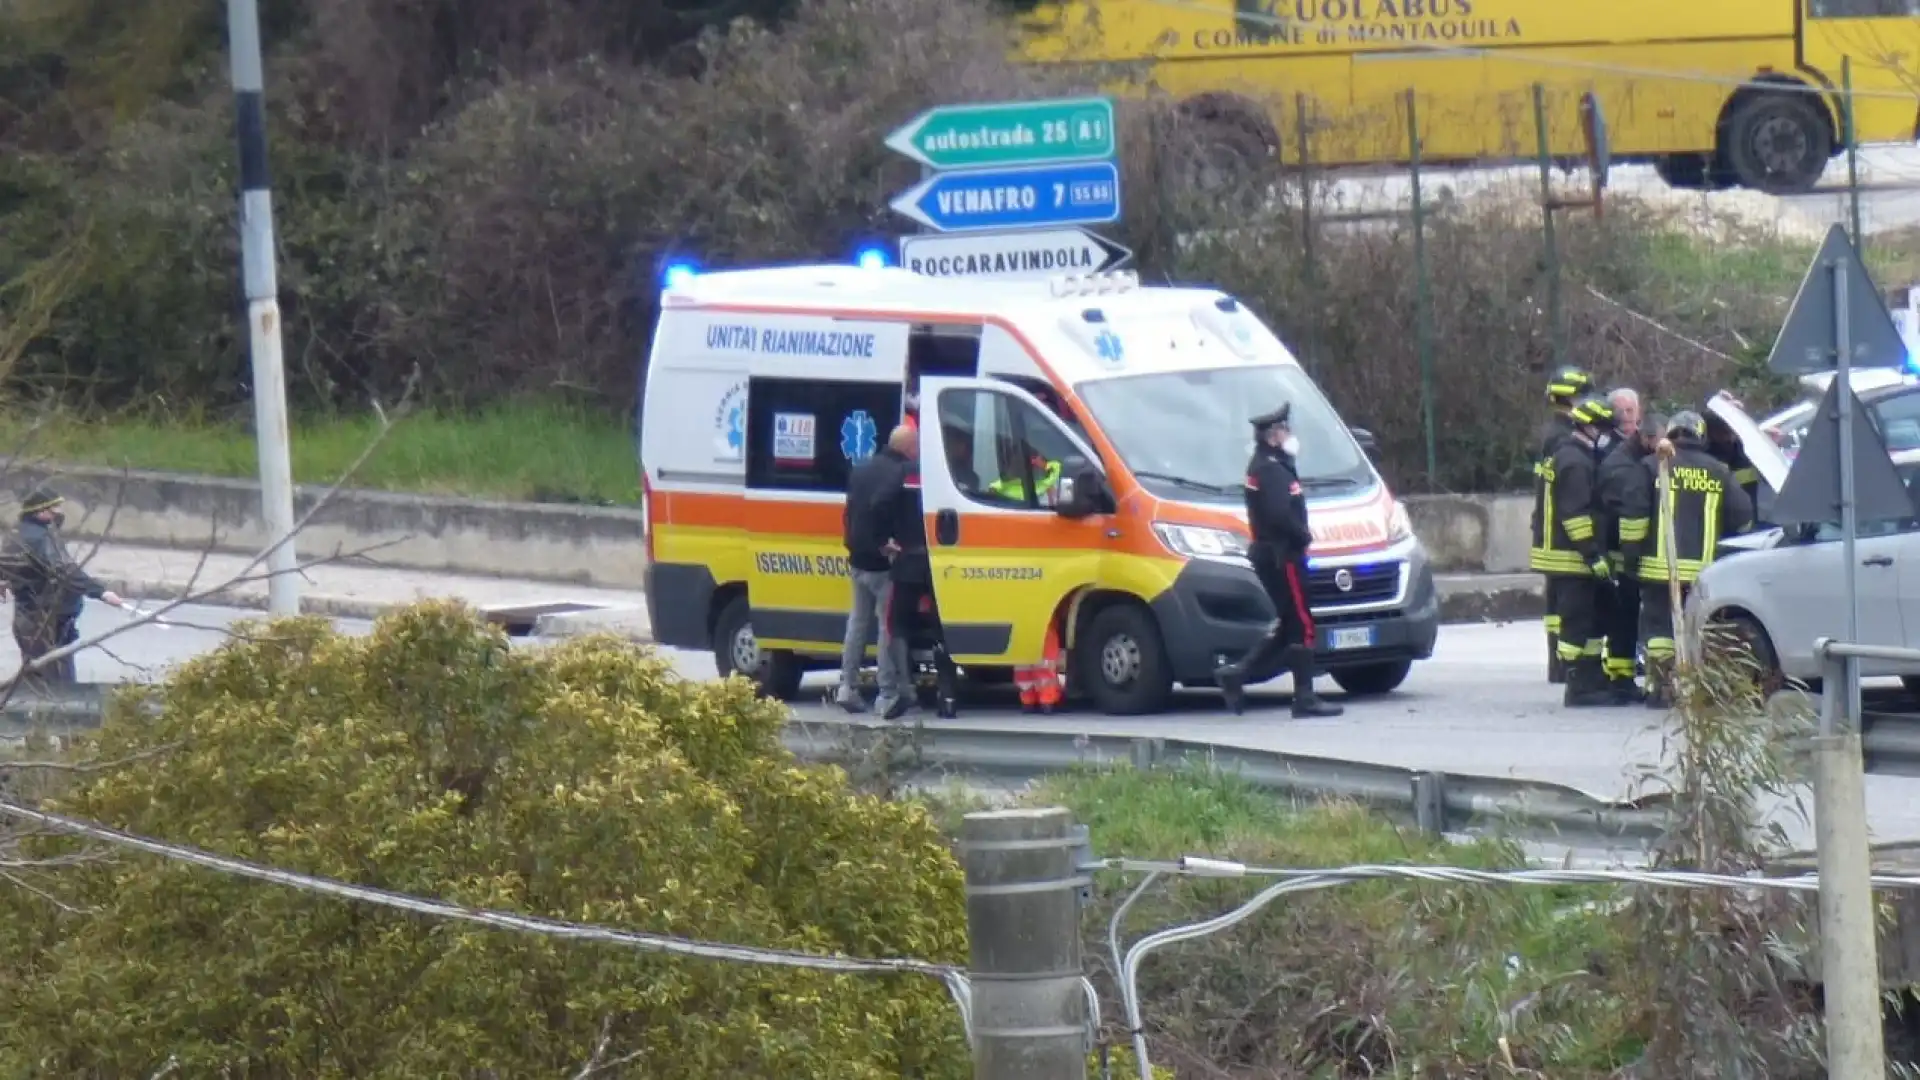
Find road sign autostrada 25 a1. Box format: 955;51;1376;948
899;228;1132;282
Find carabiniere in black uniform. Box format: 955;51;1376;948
1214;403;1344;719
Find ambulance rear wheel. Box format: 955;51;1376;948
713;595;804;701
1077;603;1173;716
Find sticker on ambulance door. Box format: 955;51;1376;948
772;412;817;464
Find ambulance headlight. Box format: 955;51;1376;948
1385;500;1413;543
1153;522;1249;562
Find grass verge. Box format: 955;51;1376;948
927;766;1644;1077
3;402;639;505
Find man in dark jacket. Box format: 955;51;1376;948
1213;403;1343;719
1595;408;1663;704
836;426;915;715
879;425;958;720
2;487;122;685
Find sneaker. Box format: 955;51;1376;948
879;697;912;722
834;690;868;714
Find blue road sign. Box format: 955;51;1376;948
889;161;1121;234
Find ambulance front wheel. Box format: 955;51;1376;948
1077;603;1174;716
713;595;804;701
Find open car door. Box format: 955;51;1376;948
914;375;1111;667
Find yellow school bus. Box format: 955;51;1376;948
1016;0;1920;194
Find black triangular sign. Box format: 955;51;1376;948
1771;378;1917;527
1766;223;1908;375
1091;231;1134;272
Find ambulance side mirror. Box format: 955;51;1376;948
1054;455;1111;520
1350;426;1378;455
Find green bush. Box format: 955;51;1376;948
0;602;971;1077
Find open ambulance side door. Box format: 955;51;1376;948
737;314;912;656
915;375;1111;666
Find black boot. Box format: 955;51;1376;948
1643;657;1674;710
1547;630;1567;685
1216;630;1285;715
1214;663;1248;715
1562;658;1614;708
1608;675;1644;705
1289;647;1344;718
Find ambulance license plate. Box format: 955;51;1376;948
1328;626;1375;651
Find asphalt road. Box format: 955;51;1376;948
16;600;1920;853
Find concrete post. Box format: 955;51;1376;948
960;807;1089;1080
1812;731;1887;1079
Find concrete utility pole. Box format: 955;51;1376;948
224;0;301;616
959;807;1088;1080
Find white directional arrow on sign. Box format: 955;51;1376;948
897;227;1132;282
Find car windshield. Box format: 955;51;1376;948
1075;364;1372;499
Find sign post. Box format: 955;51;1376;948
885;96;1131;282
1764;222;1910;1080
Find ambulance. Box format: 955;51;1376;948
638;263;1441;715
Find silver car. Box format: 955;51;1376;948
1691;394;1920;686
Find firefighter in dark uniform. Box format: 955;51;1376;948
1;487;123;686
1596;409;1665;704
1532;365;1596;685
1535;397;1620;707
1214;403;1344;719
1623;411;1755;709
1702;397;1762;509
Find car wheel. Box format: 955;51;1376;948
1711;612;1787;696
1720;91;1831;195
1330;659;1413;698
712;595;804;701
1076;603;1174;716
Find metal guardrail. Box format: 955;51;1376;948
782;720;1672;847
16;680;1920;847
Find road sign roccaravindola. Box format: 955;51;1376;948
884;97;1117;171
898;227;1132;282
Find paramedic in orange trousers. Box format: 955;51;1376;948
1213;404;1344;718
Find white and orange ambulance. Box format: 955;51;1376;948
638;263;1439;714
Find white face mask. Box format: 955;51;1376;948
1280;435;1301;457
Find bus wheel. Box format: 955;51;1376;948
1720;91;1831;196
1076;603;1174;716
1653;153;1714;190
712;595;804;701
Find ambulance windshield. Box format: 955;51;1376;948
1075;365;1372;499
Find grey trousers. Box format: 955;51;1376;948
840;567;908;704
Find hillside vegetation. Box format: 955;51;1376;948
0;0;1890;490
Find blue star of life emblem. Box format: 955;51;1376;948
724;404;745;451
841;409;878;463
1093;329;1125;366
